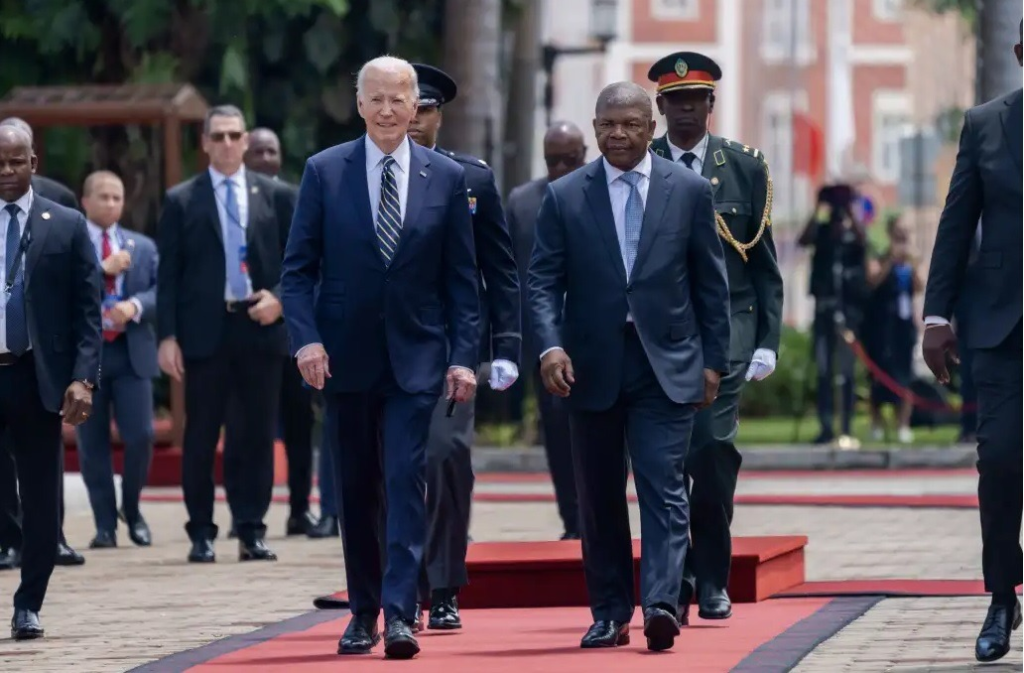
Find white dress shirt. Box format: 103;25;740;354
87;220;143;323
0;188;33;354
208;166;252;301
666;133;710;174
365;135;411;224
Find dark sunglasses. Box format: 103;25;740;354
209;131;244;143
544;152;583;168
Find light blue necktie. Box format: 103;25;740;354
376;156;402;265
620;171;644;279
223;179;249;299
4;204;28;355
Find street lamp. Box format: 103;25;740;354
542;0;619;127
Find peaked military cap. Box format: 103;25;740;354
647;52;722;94
411;63;458;108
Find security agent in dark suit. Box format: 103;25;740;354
647;52;784;623
406;63;521;631
74;171;158;550
530;82;731;652
157;105;294;564
507;122;586;542
921;23;1023;664
0;126;102;640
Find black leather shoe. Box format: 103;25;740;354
227;522;237;539
286;511;318;536
338;613;380;655
643;606;680;652
976;599;1022;662
677;601;690;627
11;609;43;640
698;585;732;620
560;531;581;541
428;589;462;630
580;620;630;648
127;518;152;547
307;515;339;539
412;605;424;633
89;530;117;549
55;542;85;566
383;616;420;660
0;546;21;570
239;539;277;561
188;539;216;563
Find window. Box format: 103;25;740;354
650;0;699;20
872;91;912;183
760;92;808;220
762;0;815;63
872;0;903;21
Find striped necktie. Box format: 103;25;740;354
619;171;644;279
376;156;402;265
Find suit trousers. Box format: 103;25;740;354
0;435;67;551
422;386;476;594
570;325;695;623
280;359;314;516
681;361;747;599
534;364;579;537
328;366;438;623
972;320;1023;594
0;355;63;611
76;336;154;533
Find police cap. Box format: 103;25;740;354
411;63;458;108
647;52;722;94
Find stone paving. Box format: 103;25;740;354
0;470;1018;672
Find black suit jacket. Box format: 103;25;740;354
507;177;549;364
23;196;103;412
529;155;731;411
923;88;1023;350
31;175;78;211
156;170;295;359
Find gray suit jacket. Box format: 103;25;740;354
113;230;160;379
924;88;1023;350
506;177;548;363
528;155;731;411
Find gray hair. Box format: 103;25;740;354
0;117;33;143
203;105;246;134
356;56;420;100
595;82;653;118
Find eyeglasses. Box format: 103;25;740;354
209;131;244;143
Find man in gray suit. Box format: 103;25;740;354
506;121;587;540
921;21;1023;664
529;82;730;652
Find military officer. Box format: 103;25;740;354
407;63;522;631
646;52;784;623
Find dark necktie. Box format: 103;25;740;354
376;156;402;265
101;230;120;342
4;204;28;355
681;152;697;170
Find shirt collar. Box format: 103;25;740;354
209;165;246;188
365;134;411;174
0;187;34;217
603;151;653;186
666;133;709;164
86;220;119;240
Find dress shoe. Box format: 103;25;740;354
412;605;424;633
307;515;339;539
697;585;732;620
55;542;85;566
89;530;117;549
227;522;237;539
428;589;462;630
975;598;1022;662
127;518;152;547
338;613;380;654
677;601;690;627
643;606;680;652
239;539;277;561
11;609;43;640
580;620;630;648
0;546;21;570
383;616;420;660
188;539;216;563
560;531;581;541
286;511;318;536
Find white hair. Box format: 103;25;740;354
356;56;420;100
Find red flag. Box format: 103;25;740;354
792;113;823;181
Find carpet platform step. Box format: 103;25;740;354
315;535;807;610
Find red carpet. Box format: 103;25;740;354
779;579;1024;597
474;468;976;483
183;599;832;672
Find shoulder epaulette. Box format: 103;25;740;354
720;138;764;162
445;148;489;168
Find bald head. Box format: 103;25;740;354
544;121;584;145
245;127;282;177
0;117;33;144
595;82;653;118
0;125;36;202
0;124;31;149
543;121;587;181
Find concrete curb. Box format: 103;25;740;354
471;444;978;473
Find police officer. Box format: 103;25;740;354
646;52;784;623
408;64;522;630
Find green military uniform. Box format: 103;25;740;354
650;132;784;613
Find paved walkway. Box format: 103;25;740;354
0;470;1017;672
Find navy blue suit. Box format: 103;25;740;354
75;227;158;534
281;135;479;623
529;154;730;621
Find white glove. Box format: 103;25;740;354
744;349;777;382
489;359;519;391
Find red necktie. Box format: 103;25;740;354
102;231;119;342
